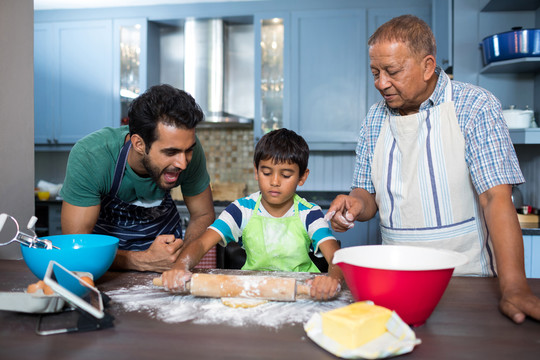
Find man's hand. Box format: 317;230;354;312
113;234;184;272
500;285;540;323
325;188;377;232
479;184;540;323
141;234;184;271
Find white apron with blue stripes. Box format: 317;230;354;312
93;141;182;251
371;75;495;276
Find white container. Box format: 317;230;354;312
502;106;534;129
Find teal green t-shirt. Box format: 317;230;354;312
60;126;210;207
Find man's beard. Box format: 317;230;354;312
142;155;178;191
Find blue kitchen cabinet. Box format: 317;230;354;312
290;9;367;150
34;20;114;146
287;6;432;151
34;23;55;145
113;18;160;127
523;235;540;279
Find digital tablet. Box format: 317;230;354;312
43;261;104;319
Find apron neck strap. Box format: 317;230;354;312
109;140;132;197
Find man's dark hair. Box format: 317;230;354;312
128;84;204;151
254;128;309;176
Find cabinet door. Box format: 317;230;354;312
531;235;540;279
55;20;114;144
34;23;55;145
523;235;532;278
290;9;367;150
113;18;152;127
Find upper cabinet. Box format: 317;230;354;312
290;9;367;150
113;18;160;127
34;18;158;148
254;2;438;150
34;20;114;147
34;0;449;151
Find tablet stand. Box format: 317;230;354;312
35;307;115;336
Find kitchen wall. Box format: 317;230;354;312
0;0;34;260
197;126;258;194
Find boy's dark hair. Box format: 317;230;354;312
254;128;309;176
128;84;204;152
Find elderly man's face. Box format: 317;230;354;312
369;41;434;115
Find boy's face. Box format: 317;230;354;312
255;158;309;215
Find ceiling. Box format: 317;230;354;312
34;0;255;10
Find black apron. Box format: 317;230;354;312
93;141;182;250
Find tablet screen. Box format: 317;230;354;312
43;261;104;319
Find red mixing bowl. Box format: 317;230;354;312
333;245;468;326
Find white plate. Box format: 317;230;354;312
0;291;65;314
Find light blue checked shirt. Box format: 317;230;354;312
353;67;524;195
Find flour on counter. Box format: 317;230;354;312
106;282;353;329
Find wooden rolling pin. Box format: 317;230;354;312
153;273;311;301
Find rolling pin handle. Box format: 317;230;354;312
296;283;312;298
153;276;191;292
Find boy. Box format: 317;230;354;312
161;128;343;300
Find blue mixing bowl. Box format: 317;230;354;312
21;234;119;280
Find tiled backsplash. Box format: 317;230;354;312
197;127;258;194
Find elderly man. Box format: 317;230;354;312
60;84;215;272
327;15;540;323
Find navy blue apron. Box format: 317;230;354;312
93;140;182;250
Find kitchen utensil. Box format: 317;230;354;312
0;213;58;249
153;273;312;301
21;234;119;281
502;106;534;128
333;245;468;326
481;27;540;65
511;185;524;208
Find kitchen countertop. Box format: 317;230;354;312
1;260;539;359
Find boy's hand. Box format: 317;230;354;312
161;268;192;292
308;275;342;301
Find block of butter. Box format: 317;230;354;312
321;302;392;349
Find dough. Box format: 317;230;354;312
221;297;269;308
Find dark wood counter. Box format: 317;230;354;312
1;259;539;360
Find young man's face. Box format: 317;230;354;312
141;122;196;191
255;159;309;215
